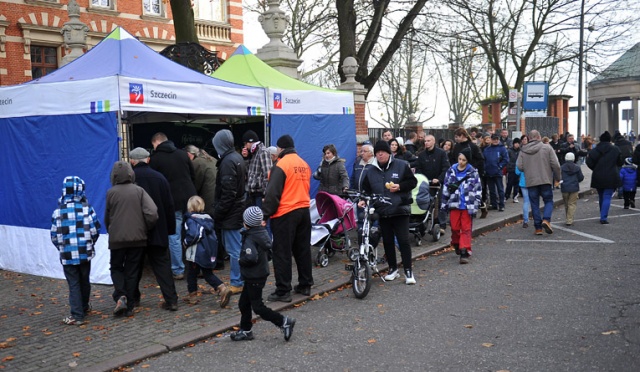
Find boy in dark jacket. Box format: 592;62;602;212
619;157;637;209
230;206;296;342
560;152;584;225
51;176;101;325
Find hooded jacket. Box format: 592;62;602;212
212;130;246;229
133;162;176;248
105;161;158;249
239;226;272;281
516;140;561;187
192;156;217;216
314;156;349;195
586;141;623;189
182;212;218;268
149;140;197;212
361;156;417;217
50;176;101;265
560;161;584;193
620;163;638;191
441;164;482;215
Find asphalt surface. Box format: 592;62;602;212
3;166;634;372
135;190;640;371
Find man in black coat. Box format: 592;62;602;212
415;134;450;232
129;147;179;310
150;132;197;280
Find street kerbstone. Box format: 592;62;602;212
0;167;594;371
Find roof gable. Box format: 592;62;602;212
591;42;640;83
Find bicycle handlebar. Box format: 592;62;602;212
345;189;392;205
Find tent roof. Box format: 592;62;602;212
212;45;335;92
30;27;243;88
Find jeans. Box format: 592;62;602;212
169;212;185;276
527;184;554;229
520;187;531;223
186;261;223;293
487;175;505;208
238;280;284;331
63;262;91;321
222;229;243;287
597;188;615;222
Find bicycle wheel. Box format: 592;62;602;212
352;258;371;299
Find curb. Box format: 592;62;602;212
113;187;597;371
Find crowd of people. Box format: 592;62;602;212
49;126;639;342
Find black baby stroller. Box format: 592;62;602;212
310;191;357;267
409;173;441;245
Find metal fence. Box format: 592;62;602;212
524;117;559;139
367;128;458;143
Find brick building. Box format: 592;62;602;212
0;0;243;86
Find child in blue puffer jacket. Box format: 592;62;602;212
620;157;638;209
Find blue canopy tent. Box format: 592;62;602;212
0;28;265;284
212;46;356;196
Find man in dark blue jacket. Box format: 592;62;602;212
129;147;179;311
361;140;417;285
483;134;509;211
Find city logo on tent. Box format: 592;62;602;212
129;83;144;104
273;93;282;110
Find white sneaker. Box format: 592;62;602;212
384;269;400;281
405;270;416;285
513;196;519;203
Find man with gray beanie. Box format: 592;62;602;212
262;134;314;302
129;147;179;311
212;129;247;294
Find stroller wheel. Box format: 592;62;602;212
415;237;422;246
318;253;329;267
431;224;441;242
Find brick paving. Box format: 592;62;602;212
0;168;593;371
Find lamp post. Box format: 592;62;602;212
576;0;585;142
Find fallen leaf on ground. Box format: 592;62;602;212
463;324;473;329
72;352;80;357
482;343;494;347
1;357;13;362
601;330;619;335
367;339;376;344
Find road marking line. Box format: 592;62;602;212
506;223;614;244
572;212;640;223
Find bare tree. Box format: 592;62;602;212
369;37;435;129
169;0;199;43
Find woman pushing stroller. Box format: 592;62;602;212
441;148;482;264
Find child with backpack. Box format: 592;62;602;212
182;196;231;308
51;176;101;325
230;206;296;342
620;157;638;209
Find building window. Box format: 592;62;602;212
31;46;57;79
91;0;115;10
143;0;163;16
194;0;226;23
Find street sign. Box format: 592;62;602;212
508;89;518;103
523;82;548;111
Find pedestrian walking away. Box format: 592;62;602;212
560;152;584;226
105;161;159;318
262;134;314;302
50;176;101;325
129;147;179;311
587;131;623;224
231;206;296;342
516;130;561;235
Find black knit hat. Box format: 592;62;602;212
599;131;612;142
242;130;259;144
374;140;391;154
459;147;472;161
276;134;295;149
512;137;521;145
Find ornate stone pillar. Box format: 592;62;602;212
597;100;609;137
587;100;596;138
60;0;88;66
338;57;368;145
256;0;301;78
632;97;639;137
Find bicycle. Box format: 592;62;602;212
344;190;391;299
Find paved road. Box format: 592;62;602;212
131;193;640;372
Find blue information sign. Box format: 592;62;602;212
523;82;548;111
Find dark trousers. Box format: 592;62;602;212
186;261;223;293
623;190;637;207
214;226;226;268
487;175;506;208
238;280;284;331
270;208;313;295
379;215;412;271
110;247;144;311
63;262;91;321
505;172;520;199
480;176;489;208
134;245;178;305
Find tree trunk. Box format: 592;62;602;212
170;0;199;43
